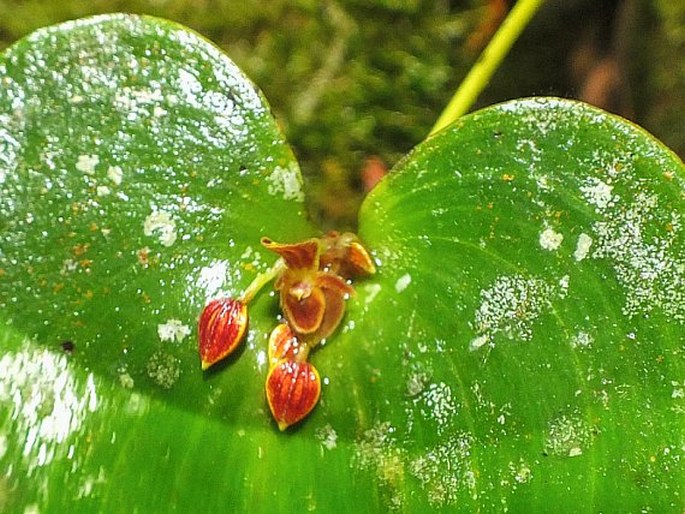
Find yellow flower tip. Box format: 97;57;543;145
348;241;377;275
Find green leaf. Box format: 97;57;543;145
353;97;685;510
0;14;317;512
1;15;684;514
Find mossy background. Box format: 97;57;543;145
1;0;682;228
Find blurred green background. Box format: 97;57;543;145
1;0;682;228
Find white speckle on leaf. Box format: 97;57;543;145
363;283;382;306
574;233;593;261
267;163;304;202
153;105;168;118
470;274;554;348
469;334;490;351
406;371;430;397
197;260;229;300
146;351;181;389
353;422;405;509
570;331;593;350
119;373;134;389
61;258;78;275
107;165;123;185
96;185;111;197
558;275;570;297
157;319;191;343
592;192;685;323
568;447;583;457
419;382;457;432
240;246;263;269
539;227;563;251
143;210;177;247
409;433;475;506
509;459;533;485
76;154;99;175
544;412;593;457
395;273;412;293
315;424;338;451
77;466;107;499
580;177;615;211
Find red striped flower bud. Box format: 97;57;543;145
266;359;321;431
198;297;248;370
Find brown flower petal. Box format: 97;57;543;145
198;297;248;370
266;359;321;431
304;272;354;342
282;282;326;334
320;232;376;277
315;271;355;296
261;237;320;270
268;323;308;366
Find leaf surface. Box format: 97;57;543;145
1;15;683;513
353;97;685;511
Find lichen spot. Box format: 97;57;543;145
469;334;489;352
395;273;412;293
539;227;563;251
569;331;593;350
580;177;614;212
119;372;134;389
157;319;191;343
267;163;304;202
544;412;593;457
471;274;551;345
76;154;99;175
146;351;181;389
573;233;593;261
353;422;406;508
315;424;338;451
107;165;123;186
143;210;177;247
363;283;382;306
409;433;475;507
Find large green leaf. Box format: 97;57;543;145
1;15;684;513
354;98;685;511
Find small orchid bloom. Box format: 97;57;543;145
261;236;354;342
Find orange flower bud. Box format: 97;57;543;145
268;323;308;366
266;359;321;431
198;297;248;370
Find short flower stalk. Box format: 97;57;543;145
197;232;375;430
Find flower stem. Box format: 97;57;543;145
241;258;286;304
429;0;546;136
